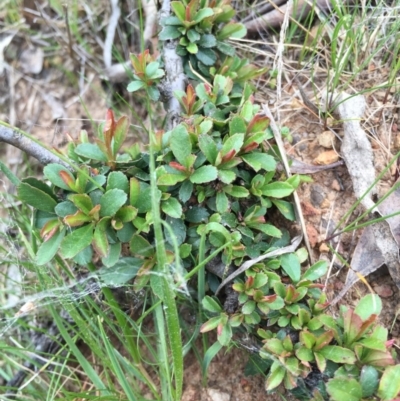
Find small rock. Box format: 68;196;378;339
310;184;325;207
301;201;321;216
373;285;393;298
240;378;252;392
319;243;330;253
331;179;341;191
306;224;319;248
206;388;230;401
20;46;44;74
313;150;339;165
183;386;199;401
318;130;336;148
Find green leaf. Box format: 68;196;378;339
218;322;232;346
68;194;93;214
100;189;127;217
190;165;218;184
179;180;193;203
242;153;276;172
256;224;282;238
159;25;182;40
92;217;110;258
223;185;249;198
171;1;185;21
185;206;209;223
162;197;183;218
302;260;328;281
354;294;382;321
130;234;154;258
200;316;222;333
102;242;121;267
216;192;229;213
196;48;216;66
35;228;65;265
115;205;137;223
198;34;216;48
217;22;247;40
242;300;256;314
319;346;356;364
326;378;362;401
229;116;246;135
170;125;192;167
18;182;57;213
187;29;200;42
147;86;160;101
194;7;213;22
199;134;218;164
107;171;129;194
158;172;186;186
129;177;140;206
22;177;56;200
127;80;146;92
377;365;400;400
359;366;379;398
0;160;20;186
202;296;223;313
43;163;75;191
145;61;161;77
221;133;244;157
265;362;285;391
55;201;78;217
272;199;295;221
218;169;236;184
75;143;108;162
280;253;301;283
295;346;314;362
113;116;128;154
60;224;94;259
262;181;294;198
186;42;198;54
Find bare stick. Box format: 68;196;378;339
159;0;186;129
103;0;121;69
0;125;71;169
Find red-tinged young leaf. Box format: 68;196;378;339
59;170;77;192
314;330;334;351
104;109;115;151
221;133;244;158
200;316;221;333
343;309;363;346
43;163;76;191
63;211;92;227
88;204;101;220
40;219;61;241
218;322;232;346
220;149;236;164
242;142;259;153
169;161;188;172
358;348;394;367
247;114;270;134
113;116;128;155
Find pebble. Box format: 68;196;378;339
313;150;339;165
306;224;319;248
373;285;393;298
319;243;330;253
310;184;326;207
318;131;336;148
331;179;341;191
206;388;231;401
301;201;321;216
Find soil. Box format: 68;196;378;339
1;3;400;400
